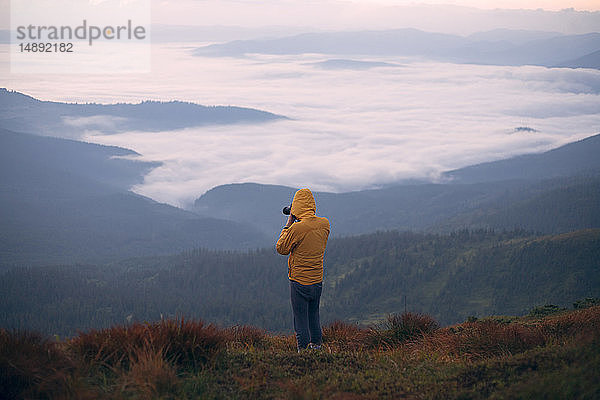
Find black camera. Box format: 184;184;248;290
282;205;292;215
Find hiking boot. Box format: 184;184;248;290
307;343;322;350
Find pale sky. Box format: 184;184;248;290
146;0;600;35
2;0;599;34
347;0;600;11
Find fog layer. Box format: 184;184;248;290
4;44;599;207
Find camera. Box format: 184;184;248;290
282;205;292;215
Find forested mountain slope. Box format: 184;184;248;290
444;133;600;183
2;229;597;336
0;128;269;267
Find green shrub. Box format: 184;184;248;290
528;304;566;318
573;297;600;310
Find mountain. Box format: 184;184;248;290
194;183;297;236
193;180;516;237
2;229;598;335
466;29;563;45
193;134;600;237
0;88;285;139
443;134;600;183
0;128;269;267
194;29;600;69
0;125;157;192
193;29;467;58
194;178;600;238
464;32;600;67
438;175;600;234
556;49;600;69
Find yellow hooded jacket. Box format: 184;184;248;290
276;188;330;285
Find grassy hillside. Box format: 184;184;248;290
2;229;598;336
2;305;599;399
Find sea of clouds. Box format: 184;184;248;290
4;44;600;208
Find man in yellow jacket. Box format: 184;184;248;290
276;188;330;351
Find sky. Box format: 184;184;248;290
2;1;600;34
145;0;600;36
347;0;600;10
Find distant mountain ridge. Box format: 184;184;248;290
556;49;600;69
0;88;286;139
466;29;564;45
194;29;600;69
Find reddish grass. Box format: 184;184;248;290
69;317;230;371
4;307;599;398
540;305;600;344
401;308;600;363
120;343;178;398
228;325;269;350
369;312;440;349
322;321;369;351
0;329;79;400
447;321;544;359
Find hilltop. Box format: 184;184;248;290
0;88;285;139
2;304;599;399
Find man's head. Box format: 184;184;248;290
291;188;316;219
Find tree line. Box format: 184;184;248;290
1;229;598;337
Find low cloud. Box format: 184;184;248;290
7;45;597;208
63;115;129;129
78;50;600;208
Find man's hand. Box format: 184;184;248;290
285;214;295;228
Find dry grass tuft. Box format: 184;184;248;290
4;307;599;398
228;325;270;350
120;342;178;398
69;317;230;371
540;305;600;344
369;312;440;349
0;329;79;399
322;321;369;351
418;319;545;361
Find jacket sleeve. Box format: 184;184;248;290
276;226;298;255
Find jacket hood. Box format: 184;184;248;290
291;188;316;219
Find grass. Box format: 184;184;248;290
1;306;599;399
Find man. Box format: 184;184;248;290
276;188;330;351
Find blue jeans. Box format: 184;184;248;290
290;280;322;350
